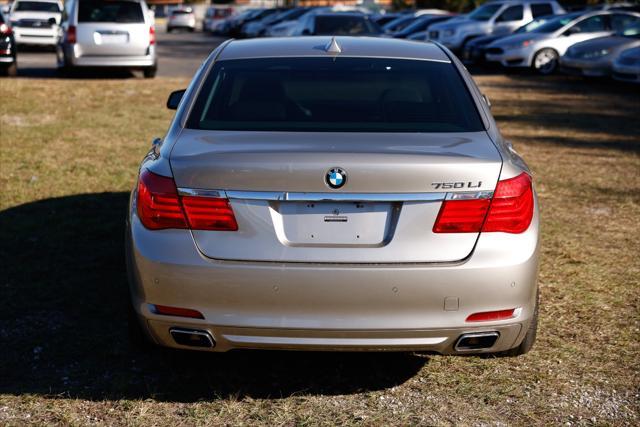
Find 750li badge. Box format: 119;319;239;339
431;181;482;190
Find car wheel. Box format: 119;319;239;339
167;27;172;33
143;65;157;79
2;60;17;77
56;63;74;77
533;48;558;75
460;36;478;52
189;27;194;33
500;290;539;357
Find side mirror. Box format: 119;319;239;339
482;94;492;109
166;89;186;110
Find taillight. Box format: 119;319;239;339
181;196;238;231
66;25;76;44
137;169;187;230
0;23;11;35
482;173;534;233
433;172;533;234
466;308;516;322
149;26;155;45
433;198;490;233
136;169;238;231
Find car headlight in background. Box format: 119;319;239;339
581;49;610;59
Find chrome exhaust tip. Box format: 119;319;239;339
169;328;215;348
455;332;499;352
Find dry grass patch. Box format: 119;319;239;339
0;75;638;425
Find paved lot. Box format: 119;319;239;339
14;29;225;78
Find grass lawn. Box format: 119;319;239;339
0;74;639;425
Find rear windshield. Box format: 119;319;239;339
14;1;61;12
187;57;484;133
78;0;144;23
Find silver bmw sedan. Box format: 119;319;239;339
126;36;540;356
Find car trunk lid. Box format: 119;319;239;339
170;130;502;263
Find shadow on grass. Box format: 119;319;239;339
486;75;640;152
0;192;427;402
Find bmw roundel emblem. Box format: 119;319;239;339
326;167;347;189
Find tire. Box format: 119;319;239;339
1;60;17;77
532;48;559;75
56;64;74;77
143;65;157;79
460;36;478;53
189;27;194;33
167;27;172;33
500;290;539;357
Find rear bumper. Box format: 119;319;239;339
167;20;196;29
127;194;540;354
14;27;57;45
58;43;156;68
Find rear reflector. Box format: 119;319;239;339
466;309;516;322
149;26;156;45
137;169;238;231
151;304;204;319
433;172;533;234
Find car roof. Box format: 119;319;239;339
216;36;451;63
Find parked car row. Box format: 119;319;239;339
203;6;455;39
0;0;158;78
483;10;640;76
199;1;639;83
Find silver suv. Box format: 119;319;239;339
429;0;565;51
57;0;157;77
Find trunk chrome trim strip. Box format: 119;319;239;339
178;187;493;202
177;188;224;198
177;189;497;202
281;192;446;202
